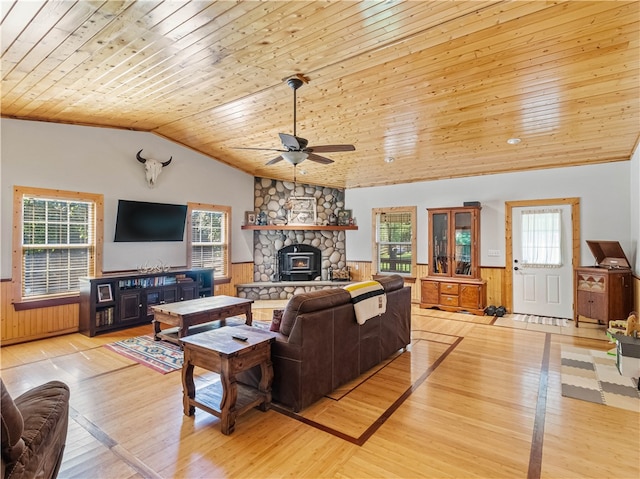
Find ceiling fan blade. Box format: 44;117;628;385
232;147;286;152
279;133;309;150
307;144;356;153
265;155;284;165
307;153;334;165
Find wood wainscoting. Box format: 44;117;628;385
0;279;78;345
347;261;506;309
3;265;637;346
1;262;256;346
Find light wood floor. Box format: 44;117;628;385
1;306;638;479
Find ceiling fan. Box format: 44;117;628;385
234;76;355;166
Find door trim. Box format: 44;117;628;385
504;198;580;314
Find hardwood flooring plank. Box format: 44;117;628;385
1;307;638;478
528;333;551;479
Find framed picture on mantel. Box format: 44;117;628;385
287;197;317;225
337;209;352;226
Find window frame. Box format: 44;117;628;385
12;186;104;307
187;202;231;281
371;206;417;277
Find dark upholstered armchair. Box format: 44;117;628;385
1;379;70;479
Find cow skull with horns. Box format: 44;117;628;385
136;149;172;188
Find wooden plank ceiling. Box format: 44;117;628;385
2;1;638;189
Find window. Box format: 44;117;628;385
13;186;103;302
372;207;417;276
188;203;230;279
520;208;563;267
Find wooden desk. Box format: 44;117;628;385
152;295;254;344
181;325;277;434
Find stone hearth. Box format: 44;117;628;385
236;281;346;300
239;178;351;300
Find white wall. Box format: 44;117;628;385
630;141;640;272
346;161;634;268
2;118;637;278
1;118;255;277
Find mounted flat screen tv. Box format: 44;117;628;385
114;200;187;242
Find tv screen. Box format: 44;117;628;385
114;200;188;242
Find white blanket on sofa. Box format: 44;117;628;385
343;280;387;325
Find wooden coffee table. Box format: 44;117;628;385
180;325;277;435
152;295;254;345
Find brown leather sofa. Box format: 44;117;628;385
258;274;411;412
1;380;70;479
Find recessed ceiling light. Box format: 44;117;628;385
384;157;395;163
507;138;521;145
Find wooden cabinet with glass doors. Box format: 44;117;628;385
420;206;486;315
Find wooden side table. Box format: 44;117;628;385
180;325;277;435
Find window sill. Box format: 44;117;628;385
13;294;80;311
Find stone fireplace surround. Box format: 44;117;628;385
237;178;350;300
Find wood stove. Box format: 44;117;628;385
278;244;321;281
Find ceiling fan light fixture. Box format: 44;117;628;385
282;151;309;165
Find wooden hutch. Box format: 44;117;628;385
420;205;486;315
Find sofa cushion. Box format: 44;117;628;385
1;380;25;464
279;288;352;336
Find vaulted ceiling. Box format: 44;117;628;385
2;1;638;189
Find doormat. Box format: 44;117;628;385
511;314;569;327
560;345;639;412
104;335;183;374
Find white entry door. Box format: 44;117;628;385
512;204;573;318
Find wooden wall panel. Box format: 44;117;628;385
482;267;505;308
215;262;254;297
1;280;78;345
345;261;372;283
347;261;428;304
5;264;629;345
1;262;258;345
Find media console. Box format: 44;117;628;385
79;268;214;337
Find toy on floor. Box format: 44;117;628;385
607;312;639;355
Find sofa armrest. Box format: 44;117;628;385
1;380;25;464
5;381;70;479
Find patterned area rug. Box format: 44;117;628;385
511;314;569;327
560;345;640;412
104;334;183;374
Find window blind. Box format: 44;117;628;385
191;209;228;276
22;196;95;297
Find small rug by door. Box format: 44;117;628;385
511;314;569;327
104;335;183;374
560;345;639;412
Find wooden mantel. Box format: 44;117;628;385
241;225;358;231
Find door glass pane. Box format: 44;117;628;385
431;213;448;274
454;212;472;276
520;209;562;267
